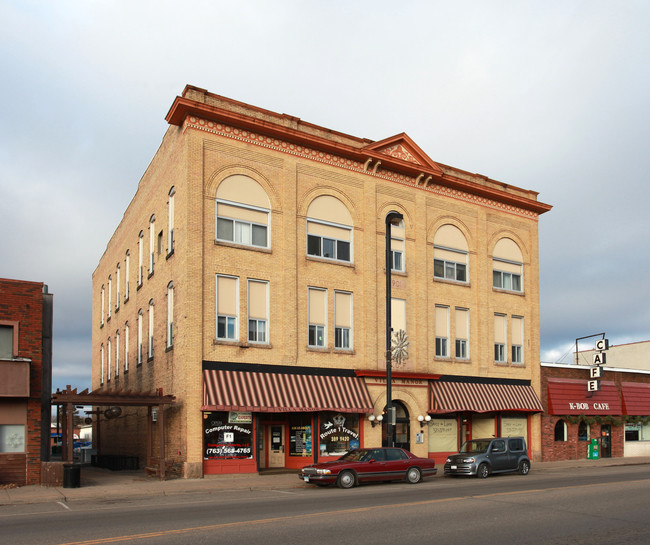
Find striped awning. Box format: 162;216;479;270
202;368;374;413
429;380;543;414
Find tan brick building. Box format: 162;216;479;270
92;85;551;478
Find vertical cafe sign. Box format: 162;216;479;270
203;412;253;459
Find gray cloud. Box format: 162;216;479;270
1;1;648;385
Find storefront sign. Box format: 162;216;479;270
319;413;360;457
547;378;622;415
228;411;252;424
204;412;253;460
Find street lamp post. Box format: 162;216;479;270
385;211;403;447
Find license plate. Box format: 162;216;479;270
451;465;457;470
303;476;310;482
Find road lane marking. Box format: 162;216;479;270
54;477;650;545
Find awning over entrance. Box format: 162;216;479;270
202;366;373;413
547;378;622;415
429;379;543;414
621;382;650;415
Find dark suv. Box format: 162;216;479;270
444;437;530;478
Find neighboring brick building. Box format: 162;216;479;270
92;85;551;478
0;279;53;485
541;350;650;462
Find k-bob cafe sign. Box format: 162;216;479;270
548;379;622;415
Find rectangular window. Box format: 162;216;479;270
137;235;143;286
168;189;175;254
167;284;174;348
493;260;522;292
137;312;143;365
115;265;121;311
216;202;269;248
391;222;405;272
124;324;130;372
148;303;154;359
434;247;468;283
455;308;469;360
308;288;327;347
101;286;105;325
435;305;450;358
247;280;268;344
101;344;105;384
334;291;352;350
125;252;130;300
107;277;112;319
216;275;239;340
512;316;524;364
149;220;155;274
494;314;507;362
107;339;111;380
115;331;120;377
0;324;14;359
0;424;26;453
307;221;352;263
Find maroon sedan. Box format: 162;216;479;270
299;447;437;489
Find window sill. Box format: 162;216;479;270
213;338;239;346
147;356;154;363
166;248;175;260
114;306;119;314
492;288;525;296
434;356;452;362
148;271;154;280
453;358;472;364
124;296;129;304
214;240;272;254
433;277;470;288
306;255;354;268
165;345;174;353
307;346;330;353
240;342;273;349
334;348;355;355
494;361;509;367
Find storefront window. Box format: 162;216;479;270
319;413;359;457
501;415;528;438
472;415;496;439
428;417;458;452
289;414;312;457
578;421;590;441
203;411;253;460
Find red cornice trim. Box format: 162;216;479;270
166;97;552;215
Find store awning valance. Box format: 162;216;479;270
621;382;650;415
202;368;373;413
547;378;622;415
429;379;543;414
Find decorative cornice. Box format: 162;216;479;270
168;96;551;218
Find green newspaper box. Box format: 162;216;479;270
587;438;599;459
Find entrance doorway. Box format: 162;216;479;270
382;401;410;450
601;424;612;458
268;424;285;467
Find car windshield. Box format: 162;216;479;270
338;449;373;462
460;440;491;454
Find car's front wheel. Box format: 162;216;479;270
406;466;422;484
337;470;356;489
477;463;490;478
518;460;530;475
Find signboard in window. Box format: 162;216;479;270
203;412;253;460
319;413;359;457
289;424;312;457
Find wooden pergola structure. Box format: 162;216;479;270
51;386;176;480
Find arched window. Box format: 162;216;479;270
434;225;468;282
168;187;175;254
493;238;523;292
100;285;105;325
148;299;154;359
125;250;130;300
306;195;353;263
391;220;405;272
216;175;270;248
137;309;143;365
578;421;590;441
167;282;174;348
115;330;120;377
100;344;105;385
137;232;144;287
124;321;130;372
554;420;567;441
149;215;156;275
115;264;121;311
107;338;111;381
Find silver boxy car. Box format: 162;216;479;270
444;437;530;478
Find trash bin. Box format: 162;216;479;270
63;463;81;488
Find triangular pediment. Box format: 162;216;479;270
362;133;441;173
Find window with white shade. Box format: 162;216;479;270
124;322;129;372
125;250;130;301
493;238;523;292
391;298;406;334
100;285;105;325
149;215;155;275
216;275;238;341
137;232;144;287
334;291;352;350
435;305;450;358
433;224;469;283
107;276;112;320
115;264;121;311
512;316;524;364
100;344;105;384
455;308;469;360
148;299;154;359
247;280;268;344
137;310;143;365
168;186;175;254
115;330;120;377
306;196;353;263
216;175;270;249
494;313;507;363
308;288;327;347
167;282;174;349
390;221;405;272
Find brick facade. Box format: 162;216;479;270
92;86;551;476
540;363;650;461
0;278;51;485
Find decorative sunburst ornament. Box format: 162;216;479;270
391;329;409;366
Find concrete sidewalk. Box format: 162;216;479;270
2;456;650;507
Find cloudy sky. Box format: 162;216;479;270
1;1;648;392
